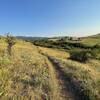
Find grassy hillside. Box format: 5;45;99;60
0;39;60;99
0;37;99;100
32;34;100;61
48;33;100;46
39;47;100;100
80;34;100;46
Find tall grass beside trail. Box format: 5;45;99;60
39;47;100;100
56;59;100;100
0;39;60;100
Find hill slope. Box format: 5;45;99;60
0;39;60;99
80;33;100;46
0;38;99;100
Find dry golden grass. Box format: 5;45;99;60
0;38;99;100
40;46;100;100
38;46;69;59
0;39;60;99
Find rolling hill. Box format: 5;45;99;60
0;35;99;100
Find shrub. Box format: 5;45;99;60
5;33;16;56
94;44;100;49
90;49;100;60
70;50;92;62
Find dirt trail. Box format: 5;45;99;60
47;56;86;100
40;51;86;100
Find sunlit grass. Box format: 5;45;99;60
0;39;60;99
40;46;100;100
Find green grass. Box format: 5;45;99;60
80;37;100;46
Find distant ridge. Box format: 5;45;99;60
86;33;100;38
16;36;46;41
15;33;100;41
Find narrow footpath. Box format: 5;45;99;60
40;51;86;100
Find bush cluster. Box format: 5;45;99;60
33;39;94;49
70;49;99;62
70;50;91;62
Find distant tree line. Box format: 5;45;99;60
33;39;100;50
32;39;100;61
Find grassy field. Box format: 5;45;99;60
0;37;100;100
39;47;100;100
80;37;100;46
0;39;60;99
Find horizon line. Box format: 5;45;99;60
0;32;99;38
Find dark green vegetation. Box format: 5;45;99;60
70;49;100;62
28;34;100;62
33;39;100;49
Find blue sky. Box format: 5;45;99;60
0;0;100;37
